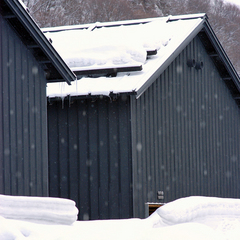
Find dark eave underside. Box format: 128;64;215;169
74;65;143;78
47;91;137;103
1;0;76;84
198;22;240;106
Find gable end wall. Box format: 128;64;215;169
131;35;240;218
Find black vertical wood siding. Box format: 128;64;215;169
47;96;133;220
0;15;48;196
131;35;240;218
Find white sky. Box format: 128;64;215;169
225;0;240;7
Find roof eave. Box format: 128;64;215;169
135;15;240;101
3;0;76;84
200;20;240;101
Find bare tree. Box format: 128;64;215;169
81;0;134;23
186;0;211;14
209;1;240;74
166;0;188;15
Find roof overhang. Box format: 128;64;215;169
198;20;240;105
73;65;143;78
0;0;76;84
135;15;207;98
135;15;240;104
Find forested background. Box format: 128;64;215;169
23;0;240;75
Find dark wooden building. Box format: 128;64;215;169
46;14;240;219
0;0;75;197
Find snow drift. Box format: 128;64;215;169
1;195;240;239
0;194;78;225
150;196;240;229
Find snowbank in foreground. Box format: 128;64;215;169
1;195;240;240
0;194;78;225
155;196;240;226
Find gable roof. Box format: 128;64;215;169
0;0;76;84
44;14;240;100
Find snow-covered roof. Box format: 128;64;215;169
44;14;207;98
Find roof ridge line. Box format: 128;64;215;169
167;13;207;22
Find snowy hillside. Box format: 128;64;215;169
1;195;240;239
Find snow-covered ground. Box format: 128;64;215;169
1;195;240;240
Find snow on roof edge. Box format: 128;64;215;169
41;13;206;33
42;17;168;33
17;0;28;11
168;13;206;21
